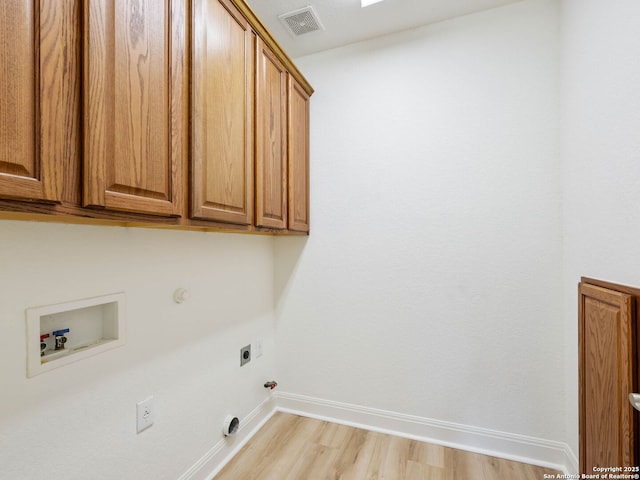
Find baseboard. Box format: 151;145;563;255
180;391;578;478
566;448;579;476
177;395;277;480
275;391;577;475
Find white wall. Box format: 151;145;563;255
0;221;276;479
561;0;640;457
275;0;563;446
9;0;638;474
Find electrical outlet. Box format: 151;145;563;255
240;344;251;366
136;396;155;433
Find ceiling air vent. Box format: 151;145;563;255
279;6;324;36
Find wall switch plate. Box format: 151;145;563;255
240;344;251;366
255;339;263;358
136;396;155;433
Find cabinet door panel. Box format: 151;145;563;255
255;38;287;229
288;76;310;232
84;0;186;216
191;0;253;224
579;282;636;472
0;1;77;202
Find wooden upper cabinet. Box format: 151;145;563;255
287;76;310;233
191;0;254;224
0;0;312;233
255;37;287;230
83;0;187;216
579;281;637;473
0;1;79;202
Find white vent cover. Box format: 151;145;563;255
279;6;324;36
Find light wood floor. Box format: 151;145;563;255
214;412;561;480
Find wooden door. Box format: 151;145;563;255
0;1;79;202
287;76;310;233
83;0;187;216
191;0;253;224
255;38;287;229
579;282;636;473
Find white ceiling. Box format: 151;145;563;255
245;0;522;58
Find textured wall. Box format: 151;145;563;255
561;0;640;457
0;222;276;479
275;0;564;442
6;0;629;474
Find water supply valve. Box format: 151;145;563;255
264;381;278;390
52;328;70;351
40;333;50;357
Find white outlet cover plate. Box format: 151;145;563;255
137;396;155;433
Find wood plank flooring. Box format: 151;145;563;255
214;412;561;480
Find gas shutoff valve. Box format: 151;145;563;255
52;328;70;351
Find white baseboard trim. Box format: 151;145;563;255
180;391;578;478
275;391;578;475
178;396;277;480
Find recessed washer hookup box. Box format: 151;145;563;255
26;293;126;377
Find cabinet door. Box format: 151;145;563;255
0;1;78;202
191;0;253;224
83;0;187;216
287;76;310;233
579;282;636;473
255;38;287;229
